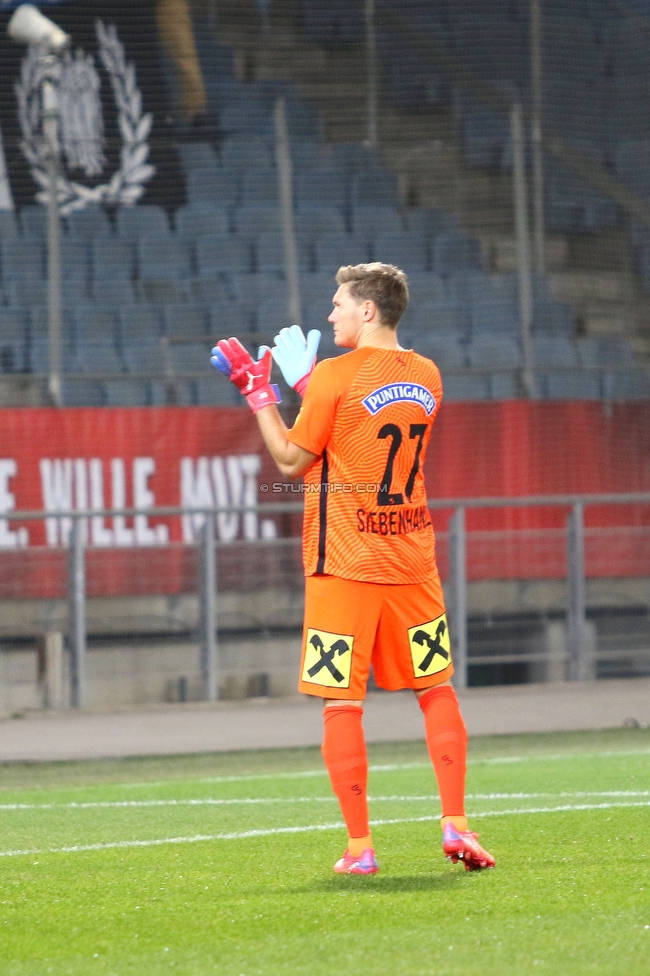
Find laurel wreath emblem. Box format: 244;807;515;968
16;20;155;215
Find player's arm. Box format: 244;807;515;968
254;405;317;479
211;336;316;479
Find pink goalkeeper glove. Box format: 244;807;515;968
211;337;281;413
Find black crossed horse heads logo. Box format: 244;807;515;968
307;634;351;684
412;618;449;673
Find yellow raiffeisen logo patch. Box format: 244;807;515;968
408;613;451;678
301;628;354;689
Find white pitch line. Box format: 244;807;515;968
1;799;650;859
0;790;648;813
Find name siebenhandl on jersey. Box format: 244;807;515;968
357;504;432;536
362;383;436;416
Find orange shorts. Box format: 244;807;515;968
298;574;454;700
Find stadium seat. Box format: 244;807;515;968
104;380;151;407
470;300;521;335
406;272;449;305
1;237;46;281
489;372;520;400
603;369;650;400
163;304;209;337
294;206;346;240
440;373;490;400
90;278;137;305
220;136;275;173
0;210;19;237
208;301;256;336
351;171;399;208
330;142;382;174
186;168;240;206
413;300;470;338
255;231;312;273
92;237;134;281
542;371;602;399
115;206;170;240
295;167;348;209
234;205;283;239
241;168;280;206
229;272;288;306
74;306;120;345
405;331;467;368
122;340;167;375
432;234;482;276
119;305;164;343
219;97;272;136
578;337;633;367
176;142;219;173
4;278;87;309
532;333;579;367
189;275;233;305
406;207;460;239
62;380;106;407
351;206;404;241
137;237;193;281
372;232;429;272
175;204;230;239
467;334;522;369
532;299;576;334
168;341;212;373
65;205;112;239
314;232;369;272
195;376;242;406
74;339;124;375
254;298;296;335
196;233;251;275
19;205;48;237
0;309;28;373
60;238;90;283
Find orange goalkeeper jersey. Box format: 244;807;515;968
287;346;443;584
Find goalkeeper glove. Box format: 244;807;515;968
211;337;281;413
271;325;321;397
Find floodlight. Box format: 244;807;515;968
7;4;70;53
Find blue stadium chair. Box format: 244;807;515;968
115;206;170;240
254;298;296;334
255;231;312;273
372;232;429;272
195;376;242;406
196;233;251;275
163;304;209;337
440;373;490;400
175;203;230;239
60;237;90;281
488;371;521;400
73;306;120;346
0;309;28;373
603;369;650;399
404;331;467;368
19;205;48;237
168;341;212;373
289;139;327;171
412;300;470;339
230;272;288;306
405;207;460;239
448;270;518;305
220;136;275;173
466;334;522;369
329;142;382;175
406;272;449;305
90;277;136;305
314;232;369;272
294;206;346;241
295;167;348;209
300;0;364;44
1;237;45;281
176;142;219;174
234;205;283;239
432;234;482;277
351;170;399;208
532;333;579;367
189;275;232;305
62;380;106;407
104;380;151;407
300;270;338;307
209;300;256;336
241;168;280;206
137;237;193;281
470;300;520;335
119;305;164;343
122;340;167;374
92;237;134;281
578;337;633;367
28;326;75;375
65;205;112;239
542;371;602;399
220;97;272;136
351;206;404;241
74;339;124;375
0;210;19;238
7;277;87;308
186;167;240;207
532;299;576;334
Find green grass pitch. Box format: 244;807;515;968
0;727;649;975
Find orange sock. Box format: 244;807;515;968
418;686;468;825
321;705;370;841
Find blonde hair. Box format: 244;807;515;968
335;262;409;328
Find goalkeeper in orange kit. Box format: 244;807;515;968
211;263;494;875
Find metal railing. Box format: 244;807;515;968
3;492;648;706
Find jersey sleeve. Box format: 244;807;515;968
287;359;339;456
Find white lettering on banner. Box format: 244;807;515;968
89;459;113;547
0;460;28;549
40;459;74;546
180;455;276;544
133;458;168;546
39;457;167;548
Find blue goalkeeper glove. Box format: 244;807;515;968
271;325;321;397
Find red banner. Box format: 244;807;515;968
0;402;648;596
